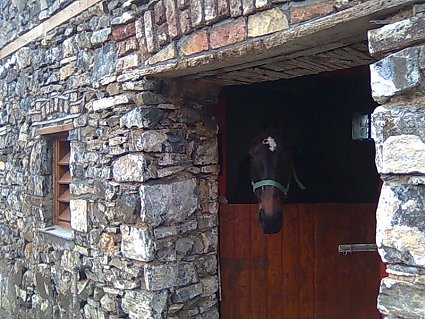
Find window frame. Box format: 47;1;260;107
53;134;72;229
37;123;73;230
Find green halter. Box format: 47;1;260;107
251;179;289;196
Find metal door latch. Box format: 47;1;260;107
338;244;377;255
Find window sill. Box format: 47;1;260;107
38;226;75;249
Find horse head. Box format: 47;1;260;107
249;133;294;234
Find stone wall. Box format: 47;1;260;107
369;7;425;318
0;1;220;317
1;0;425;318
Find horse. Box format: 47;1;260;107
249;132;305;234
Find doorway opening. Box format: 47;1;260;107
218;66;382;319
221;66;379;205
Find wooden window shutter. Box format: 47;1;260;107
54;135;72;229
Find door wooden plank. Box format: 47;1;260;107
315;204;351;319
249;204;268;319
266;219;283;318
299;204;316;319
347;204;381;319
282;204;300;318
219;204;235;319
233;205;252;319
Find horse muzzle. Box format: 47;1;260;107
259;208;283;234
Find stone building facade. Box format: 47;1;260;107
0;0;424;318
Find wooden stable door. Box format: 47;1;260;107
219;203;381;319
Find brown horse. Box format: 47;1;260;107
249;133;304;234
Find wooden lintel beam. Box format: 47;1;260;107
36;123;74;136
0;0;102;60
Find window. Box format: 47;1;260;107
54;135;71;228
37;123;73;229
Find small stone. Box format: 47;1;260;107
91;28;112;45
146;43;177;65
179;31;209;56
291;2;334;24
140;178;198;227
210;18;246;49
111;12;135;25
70;199;88;232
117;38;139;57
248;8;289;37
144;262;198;290
115;53;141;72
112;22;136;41
190;0;203;27
382;135;425;174
176;238;194;255
376;183;425;267
172;282;203;302
120;107;164;129
100;294;116;312
112;153;157;182
378;277;425;318
122;290;168;318
370;47;421;102
59;62;76;81
121;225;155;262
92;94;129;111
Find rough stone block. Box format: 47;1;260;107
164;0;181;38
146;43;177;65
59;62;76;81
117;37;139;57
129;129;186;153
217;0;229;18
229;0;242;17
120;107;164;129
144;262;198;290
92;94;130;112
140;178;198;227
210;17;246;49
190;0;204;27
70;199;88;232
112;153;157;182
120;225;155;262
378;277;425;318
194;138;218;165
370;47;421;103
112;22;136;41
180;30;209;56
382;135;425;174
172;282;202;302
154;220;198;239
376;183;425;267
290;2;334;24
248;8;288;38
91;28;112;46
204;0;218;23
144;11;157;53
201;276;219;297
154;0;167;25
242;0;254;15
157;23;170;46
122;290;168;319
180;9;191;34
115;53;141;72
368;17;425;57
371;105;425;174
255;0;268;9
